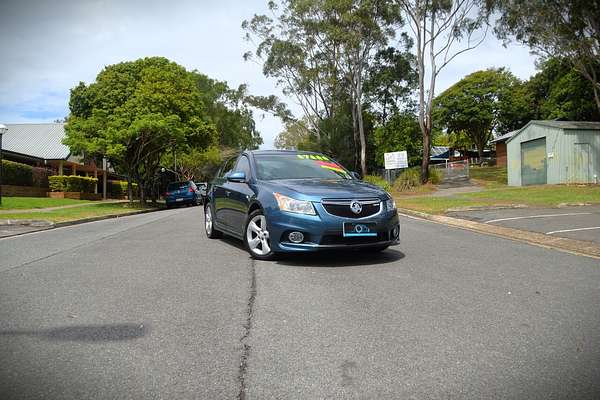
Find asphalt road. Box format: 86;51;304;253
1;207;599;399
448;205;600;244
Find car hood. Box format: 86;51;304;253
259;179;388;201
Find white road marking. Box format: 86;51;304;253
485;213;592;224
546;226;600;235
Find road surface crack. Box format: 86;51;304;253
238;258;256;400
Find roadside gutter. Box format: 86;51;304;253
398;208;600;260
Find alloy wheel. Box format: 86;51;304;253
246;214;271;256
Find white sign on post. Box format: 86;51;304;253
384;151;408;169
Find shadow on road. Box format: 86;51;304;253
0;323;149;342
275;248;405;267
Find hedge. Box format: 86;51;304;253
49;175;98;193
108;180;138;198
2;160;33;186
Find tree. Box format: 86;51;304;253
396;0;488;182
243;0;401;176
490;0;600;112
275;118;313;149
65;57;218;204
373;112;422;167
365;42;417;125
433;68;523;162
525;58;600;121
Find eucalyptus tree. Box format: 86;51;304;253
490;0;600;112
243;0;402;176
395;0;488;182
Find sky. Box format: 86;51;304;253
0;0;538;149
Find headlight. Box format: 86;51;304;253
273;193;316;215
385;197;396;211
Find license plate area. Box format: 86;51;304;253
343;222;377;237
176;198;184;202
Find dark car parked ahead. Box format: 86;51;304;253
204;150;400;260
165;181;200;208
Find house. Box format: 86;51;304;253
506;120;600;186
490;130;518;167
1;123;116;194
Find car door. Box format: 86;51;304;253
213;157;237;228
222;155;254;234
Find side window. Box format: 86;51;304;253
220;158;236;178
234;156;251;178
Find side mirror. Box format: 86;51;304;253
350;171;361;180
227;171;246;183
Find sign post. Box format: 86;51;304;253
384;151;408;183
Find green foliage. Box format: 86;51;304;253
526;58;600;121
393;167;422;192
2;160;33;186
108;180;139;198
49;176;98;193
373;113;422;168
65;57;219;203
434;68;524;160
490;0;600;113
362;175;392;193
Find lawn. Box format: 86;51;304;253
0;202;154;223
469;166;507;186
396;185;600;214
0;197;93;210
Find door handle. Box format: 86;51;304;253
225;190;231;197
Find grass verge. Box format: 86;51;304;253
0;202;155;223
396;185;600;214
0;197;93;210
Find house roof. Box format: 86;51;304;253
430;146;450;160
506;120;600;144
1;123;71;160
491;130;518;144
529;120;600;130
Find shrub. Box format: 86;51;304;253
362;175;392;192
428;167;443;185
2;160;33;186
49;175;98;193
393;167;422;192
108;180;138;198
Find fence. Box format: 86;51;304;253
431;159;470;182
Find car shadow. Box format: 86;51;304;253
275;248;405;267
0;323;149;342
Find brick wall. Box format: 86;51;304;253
1;185;48;197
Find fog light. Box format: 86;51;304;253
288;231;304;243
392;225;400;239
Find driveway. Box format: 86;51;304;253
448;205;600;244
1;207;599;399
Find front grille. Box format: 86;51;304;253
320;231;389;246
322;198;381;218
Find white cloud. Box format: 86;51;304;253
0;0;537;148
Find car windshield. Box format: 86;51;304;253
255;153;352;180
167;182;189;191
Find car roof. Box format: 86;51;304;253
246;149;323;156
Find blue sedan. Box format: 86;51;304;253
204;150;400;260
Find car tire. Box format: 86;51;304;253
244;209;276;260
204;203;222;239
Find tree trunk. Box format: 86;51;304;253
357;100;367;177
421;125;431;183
139;181;146;206
351;93;359;172
127;177;133;204
477;142;485;166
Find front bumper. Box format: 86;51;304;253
266;202;400;253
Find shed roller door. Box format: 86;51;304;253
521;138;547;185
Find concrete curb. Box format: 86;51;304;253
398;207;600;260
0;208;163;239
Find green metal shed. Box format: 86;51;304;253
507;121;600;186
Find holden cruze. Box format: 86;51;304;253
204;150;400;260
